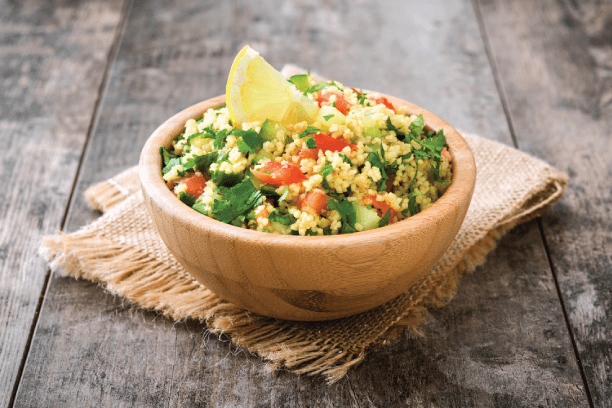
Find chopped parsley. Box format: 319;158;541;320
340;154;352;165
160;147;177;167
378;209;391;227
178;192;196;207
214;128;229;150
323;114;334;121
268;209;296;226
235;128;266;155
305;137;318;149
298;126;320;138
327;196;357;234
303;81;327;95
211;178;264;226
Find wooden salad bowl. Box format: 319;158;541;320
139;94;476;321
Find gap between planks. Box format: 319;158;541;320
472;0;595;406
6;0;136;407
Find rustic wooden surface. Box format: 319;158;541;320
0;0;125;406
1;0;609;406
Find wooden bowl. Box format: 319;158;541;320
139;94;476;321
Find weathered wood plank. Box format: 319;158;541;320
15;0;589;406
477;0;612;405
348;224;587;407
0;0;125;406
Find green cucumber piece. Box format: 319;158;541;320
353;203;381;231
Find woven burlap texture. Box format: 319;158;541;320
40;132;567;384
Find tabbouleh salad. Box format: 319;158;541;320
160;74;452;236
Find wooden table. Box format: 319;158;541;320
2;0;610;406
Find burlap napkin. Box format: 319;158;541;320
39;66;567;383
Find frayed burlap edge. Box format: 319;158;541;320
40;229;368;382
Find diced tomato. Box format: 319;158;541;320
183;174;207;199
364;195;397;221
313;133;355;152
441;147;449;158
251;161;307;185
297;133;355;163
350;87;362;96
298;148;320;162
317;92;351;115
372;96;395;113
297;189;329;215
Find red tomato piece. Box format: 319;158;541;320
441;147;449;158
317;92;351;115
298;148;320;162
183;174;207;199
297;133;355;163
313;133;355;153
372;96;395;113
297;189;329;215
251;161;307;185
364;195;397;221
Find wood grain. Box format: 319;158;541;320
347;224;587;407
11;0;592;405
0;0;124;406
477;0;612;405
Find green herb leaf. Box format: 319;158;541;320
288;74;310;92
409;114;425;136
408;190;420;216
235;128;266;155
386;116;404;134
320;164;333;178
340;154;352;164
304;81;327;95
162;157;182;175
160;147;177;167
182;152;218;173
211;178;264;224
214;129;228;150
378;209;391;227
305;137;318;149
367;152;388;191
356;89;368;105
298;126;320;138
178;192;196;207
328;197;357;233
214;104;226;111
269;209;296;226
323;114;334;121
279;186;290;203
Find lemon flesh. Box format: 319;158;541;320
226;46;319;126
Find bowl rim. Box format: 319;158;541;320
139;94;476;247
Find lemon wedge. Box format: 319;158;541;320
226;45;319;126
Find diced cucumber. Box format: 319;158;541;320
316;105;346;129
288;74;310;93
259;119;278;141
246;170;264;189
251;149;272;165
271;221;291;235
353;203;381;231
362;114;381;139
